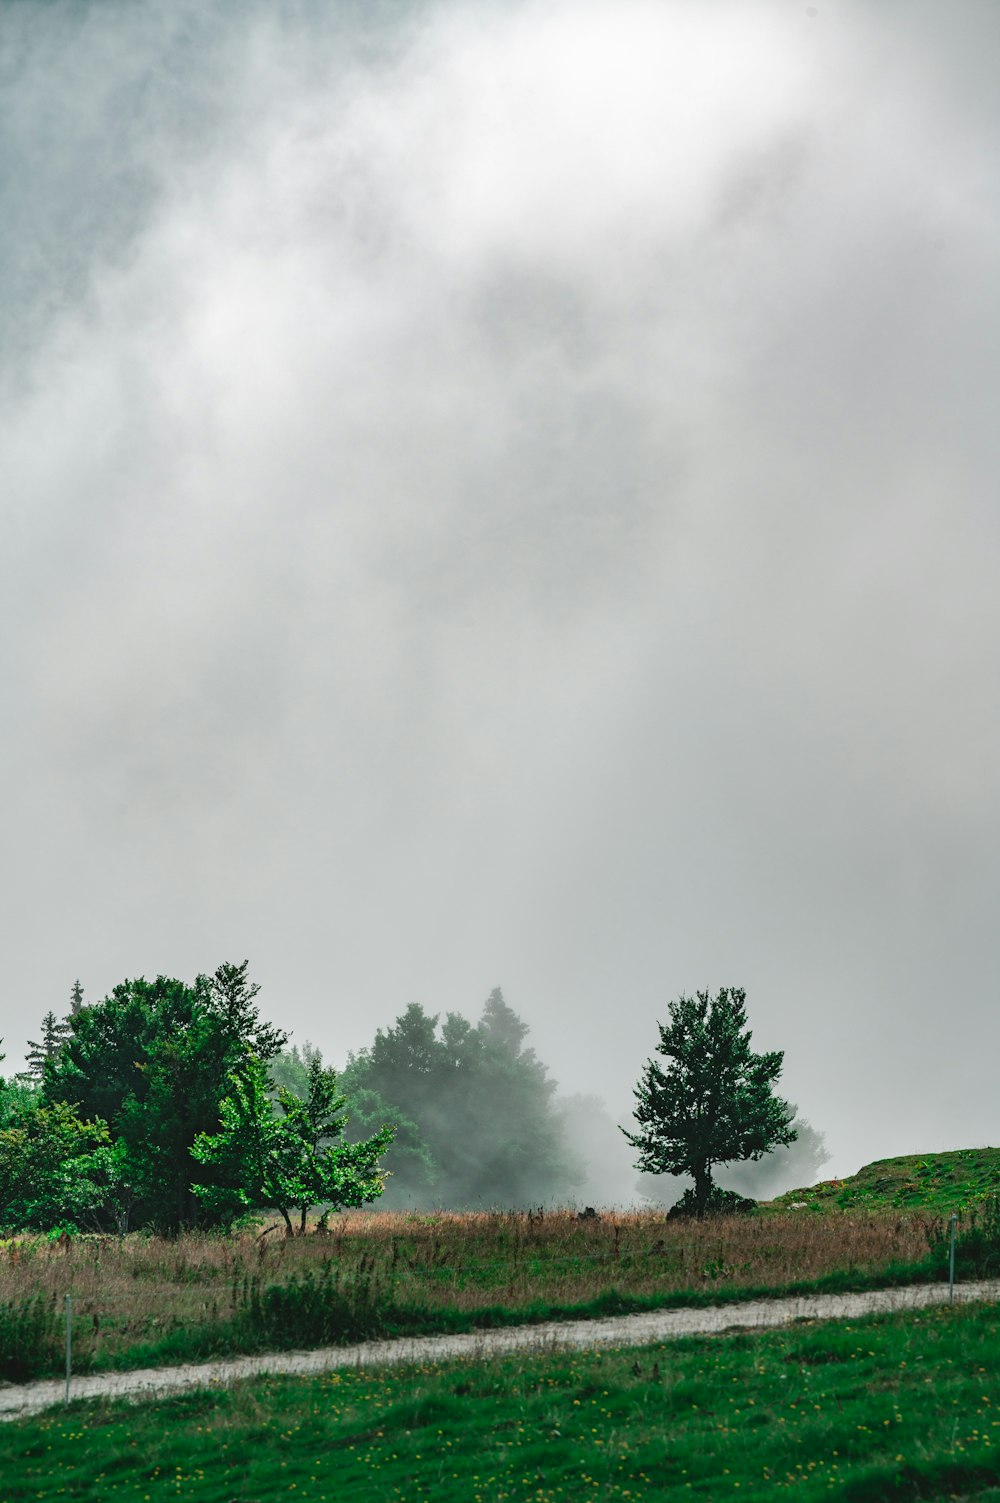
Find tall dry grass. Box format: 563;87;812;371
0;1207;942;1374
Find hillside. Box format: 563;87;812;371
769;1146;1000;1214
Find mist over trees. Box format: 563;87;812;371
1;969;830;1233
323;989;577;1209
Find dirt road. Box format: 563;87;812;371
2;1278;997;1422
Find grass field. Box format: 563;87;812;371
0;1207;951;1380
771;1147;1000;1214
2;1299;1000;1500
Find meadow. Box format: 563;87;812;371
0;1206;953;1381
2;1298;999;1501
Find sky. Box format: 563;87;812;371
2;0;998;1183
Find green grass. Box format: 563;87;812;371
3;1301;1000;1501
1;1209;954;1382
6;1254;955;1384
770;1147;1000;1215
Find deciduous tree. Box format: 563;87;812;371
191;1054;393;1234
623;988;795;1218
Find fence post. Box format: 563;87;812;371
948;1214;958;1304
64;1294;72;1405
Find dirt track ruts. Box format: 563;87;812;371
2;1278;998;1421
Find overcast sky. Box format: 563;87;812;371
2;0;998;1181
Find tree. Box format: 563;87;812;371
208;960;287;1063
0;1098;113;1233
715;1108;828;1201
623;988;795;1218
191;1053;393;1234
344;990;575;1208
69;980;84;1016
44;964;278;1232
269;1041;324;1099
24;1011;71;1080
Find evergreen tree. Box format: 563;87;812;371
346;990;575;1207
24;1011;71;1080
624;988;795;1218
208;960;287;1062
69;980;84;1016
44;963;277;1232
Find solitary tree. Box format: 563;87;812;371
623;988;795;1218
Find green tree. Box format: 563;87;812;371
346;990;574;1208
191;1054;393;1234
208;960;287;1062
0;1098;113;1232
623;988;795;1218
268;1042;323;1099
24;1011;71;1081
44;964;278;1232
715;1107;827;1201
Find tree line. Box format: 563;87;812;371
0;968;827;1232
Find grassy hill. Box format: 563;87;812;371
769;1146;1000;1214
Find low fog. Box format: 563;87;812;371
2;0;999;1188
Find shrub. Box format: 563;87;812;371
667;1187;757;1221
937;1195;1000;1279
0;1294;62;1382
233;1257;388;1348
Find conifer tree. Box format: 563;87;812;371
25;1012;71;1080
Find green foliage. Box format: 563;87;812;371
24;1011;71;1081
45;972;214;1123
771;1146;1000;1214
43;964;279;1233
638;1107;829;1208
0;1294;62;1383
625;987;795;1217
343;989;575;1208
336;1080;435;1199
0;1098;114;1232
233;1259;388;1347
207;959;287;1062
267;1041;322;1099
191;1053;393;1233
0;1073;39;1129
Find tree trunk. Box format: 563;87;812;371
693;1162;713;1219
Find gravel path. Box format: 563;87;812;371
2;1279;998;1422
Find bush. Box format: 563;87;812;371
0;1295;62;1382
667;1186;758;1221
929;1196;1000;1279
233;1257;388;1348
